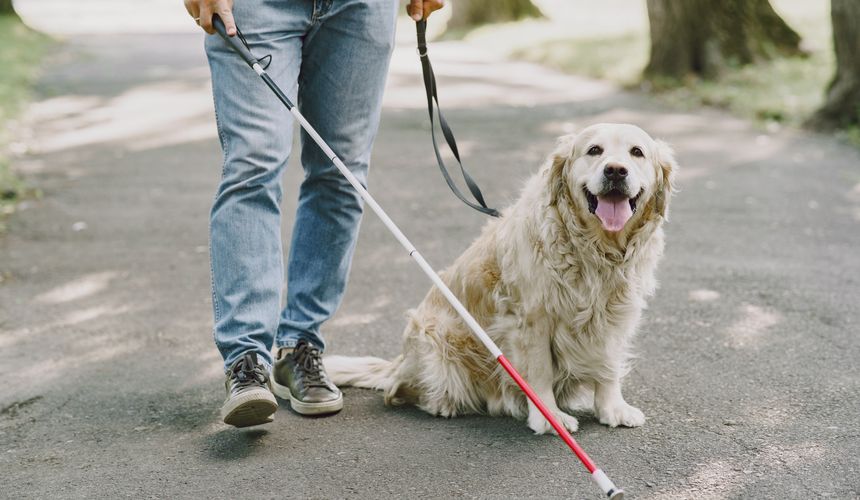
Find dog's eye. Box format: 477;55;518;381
630;146;644;158
587;145;603;156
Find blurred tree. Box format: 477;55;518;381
644;0;802;80
447;0;543;30
807;0;860;130
0;0;17;16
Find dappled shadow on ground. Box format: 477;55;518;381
204;428;270;461
27;80;216;155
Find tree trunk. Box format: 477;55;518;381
806;0;860;130
644;0;803;81
447;0;543;30
0;0;17;16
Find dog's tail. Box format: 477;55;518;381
324;355;400;391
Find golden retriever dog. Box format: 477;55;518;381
325;123;677;434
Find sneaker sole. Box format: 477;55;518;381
271;378;344;416
221;388;278;428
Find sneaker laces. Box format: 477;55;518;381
232;353;268;389
293;341;327;387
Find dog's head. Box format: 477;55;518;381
549;123;677;235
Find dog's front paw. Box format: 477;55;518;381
527;409;579;435
597;403;645;428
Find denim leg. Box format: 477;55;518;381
276;0;398;350
206;0;313;371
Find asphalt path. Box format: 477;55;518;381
1;28;858;499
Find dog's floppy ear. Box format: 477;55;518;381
653;139;678;220
548;133;576;205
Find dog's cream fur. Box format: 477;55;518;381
326;123;678;434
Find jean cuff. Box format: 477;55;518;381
275;336;325;352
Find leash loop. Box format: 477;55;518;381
416;20;500;218
235;26;272;70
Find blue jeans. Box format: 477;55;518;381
205;0;397;371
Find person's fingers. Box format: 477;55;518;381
217;6;237;36
199;6;215;34
423;0;444;19
407;0;423;21
183;0;199;19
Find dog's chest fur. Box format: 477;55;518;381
498;205;663;382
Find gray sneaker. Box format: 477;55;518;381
221;353;278;427
271;340;343;416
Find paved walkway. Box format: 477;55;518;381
1;13;859;500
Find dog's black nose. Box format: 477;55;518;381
603;164;628;181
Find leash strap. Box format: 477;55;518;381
416;20;500;218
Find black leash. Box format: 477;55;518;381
416;20;500;218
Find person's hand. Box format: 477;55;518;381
184;0;236;36
406;0;445;21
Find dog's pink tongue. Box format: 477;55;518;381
595;195;633;232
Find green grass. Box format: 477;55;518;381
467;0;834;131
654;50;833;127
513;32;648;85
0;14;52;228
